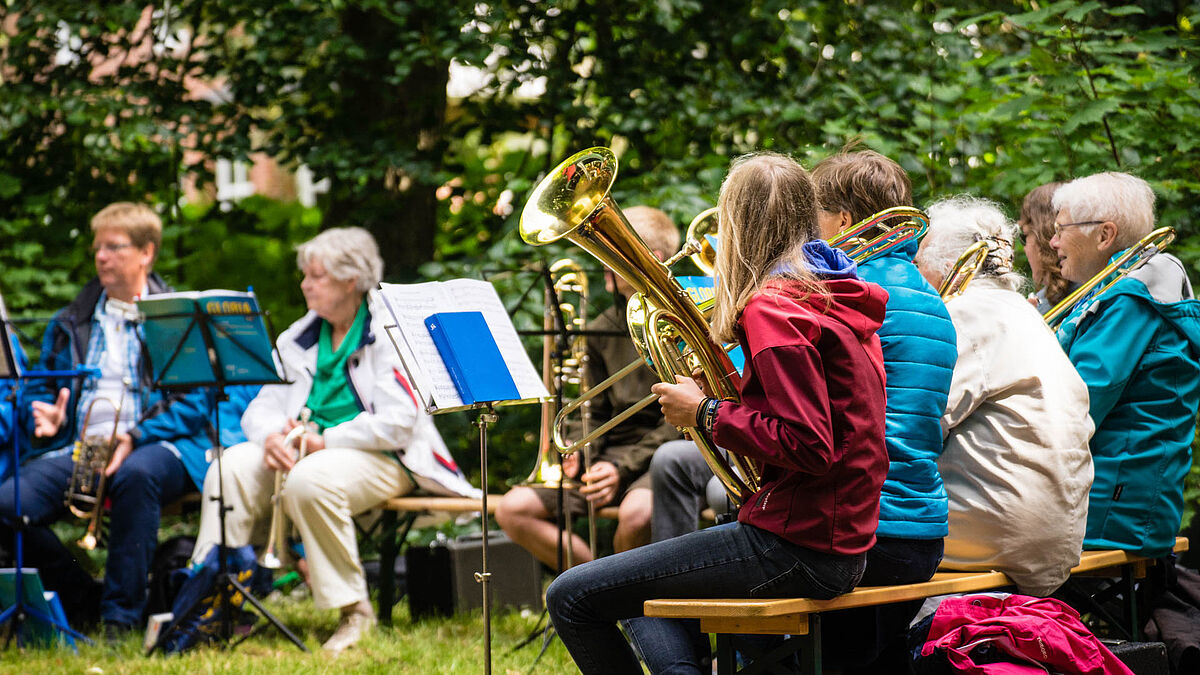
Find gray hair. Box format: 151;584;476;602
1051;172;1155;249
296;227;384;292
917;195;1024;293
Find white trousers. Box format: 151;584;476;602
192;441;414;610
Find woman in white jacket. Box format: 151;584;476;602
191;227;476;652
915;196;1094;596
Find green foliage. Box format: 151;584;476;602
3;1;1200;503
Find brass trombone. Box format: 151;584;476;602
1043;226;1176;331
939;241;991;300
65;385;128;551
829;206;930;264
519;258;599;560
259;407;312;570
676;205;928;277
671;207;719;275
521;147;759;506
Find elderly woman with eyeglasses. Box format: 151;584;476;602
914;196;1094;596
188;227;477;653
1049;172;1200;560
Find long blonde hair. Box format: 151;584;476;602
710;153;824;343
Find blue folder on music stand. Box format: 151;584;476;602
425;312;520;405
0;569;75;649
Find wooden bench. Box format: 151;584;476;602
643;537;1189;674
372;494;620;626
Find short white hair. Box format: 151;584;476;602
1052;172;1155;249
917;195;1023;292
296;227;384;292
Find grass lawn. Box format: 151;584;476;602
1;595;580;674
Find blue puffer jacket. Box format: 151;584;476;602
1057;252;1200;558
856;239;957;540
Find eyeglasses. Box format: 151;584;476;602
1052;220;1105;237
91;242;135;255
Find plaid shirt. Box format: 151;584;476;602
77;290;143;434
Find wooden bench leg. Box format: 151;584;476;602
377;510;417;628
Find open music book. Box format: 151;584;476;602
138;289;281;387
0;290;16;379
376;279;548;413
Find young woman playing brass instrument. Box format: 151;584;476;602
546;153;890;674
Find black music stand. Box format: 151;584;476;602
376;281;547;675
136;291;307;654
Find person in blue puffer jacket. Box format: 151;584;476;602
810;150;958;670
1050;172;1200;559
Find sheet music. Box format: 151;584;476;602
0;289;14;378
377;279;549;412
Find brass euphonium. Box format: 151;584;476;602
520;147;759;506
259;407;312;570
65;384;128;551
939;240;991;300
1043;226;1176;331
829;206;930;264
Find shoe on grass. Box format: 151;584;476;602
322;600;375;654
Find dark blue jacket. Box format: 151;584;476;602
21;276;212;482
0;333;29;482
856;239;958;540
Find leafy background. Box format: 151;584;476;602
2;1;1199;532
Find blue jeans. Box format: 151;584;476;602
547;522;867;674
0;443;194;626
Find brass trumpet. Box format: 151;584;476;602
939;240;991;300
1044;226;1176;331
521;147;759;506
65;385;128;551
259;408;312;570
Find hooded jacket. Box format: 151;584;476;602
717;241;889;555
20;275;213;480
241;297;478;498
856;238;957;540
1057;251;1200;558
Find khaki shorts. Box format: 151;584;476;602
532;471;651;519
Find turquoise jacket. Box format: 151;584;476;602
857;239;958;540
1057;251;1200;558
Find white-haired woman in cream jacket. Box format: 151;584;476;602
192;227;476;652
915;196;1094;596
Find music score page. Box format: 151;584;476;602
376;279;548;413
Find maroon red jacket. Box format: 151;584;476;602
714;277;889;555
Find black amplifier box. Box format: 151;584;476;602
406;532;543;619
